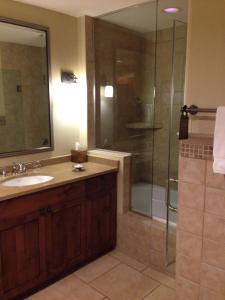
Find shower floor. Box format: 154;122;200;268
131;182;177;224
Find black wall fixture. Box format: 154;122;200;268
61;71;78;83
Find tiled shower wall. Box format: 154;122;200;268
176;142;225;300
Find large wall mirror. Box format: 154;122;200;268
0;17;53;157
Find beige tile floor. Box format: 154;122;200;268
28;250;175;300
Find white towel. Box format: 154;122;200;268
213;107;225;174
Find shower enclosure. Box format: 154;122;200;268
94;0;187;264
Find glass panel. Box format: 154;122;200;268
167;20;187;265
94;1;157;217
153;0;187;266
152;3;175;223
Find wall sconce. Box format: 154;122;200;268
104;85;114;98
61;71;78;83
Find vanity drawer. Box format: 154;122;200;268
0;186;65;220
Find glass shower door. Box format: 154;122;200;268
166;20;187;265
94;1;157;218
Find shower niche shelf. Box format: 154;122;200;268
126;122;162;130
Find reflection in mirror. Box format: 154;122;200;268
0;19;52;156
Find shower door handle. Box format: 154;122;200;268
169;178;179;183
165;179;178;213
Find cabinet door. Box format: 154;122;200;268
46;198;85;276
0;211;45;298
90;190;117;257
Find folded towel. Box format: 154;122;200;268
213;107;225;174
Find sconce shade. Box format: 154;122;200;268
61;71;78;83
104;85;114;98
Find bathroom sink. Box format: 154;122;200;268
1;175;54;187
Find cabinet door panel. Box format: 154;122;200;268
91;191;116;256
50;208;65;270
0;213;44;295
64;205;82;261
92;194;110;252
47;200;85;276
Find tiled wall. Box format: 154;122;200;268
117;211;175;276
88;149;176;275
176;144;225;299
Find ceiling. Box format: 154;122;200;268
13;0;154;18
100;0;187;33
13;0;187;33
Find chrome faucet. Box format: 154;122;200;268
12;162;27;174
12;160;41;175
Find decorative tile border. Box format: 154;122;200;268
180;141;213;160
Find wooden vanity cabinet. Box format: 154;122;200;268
0;208;46;299
0;172;117;299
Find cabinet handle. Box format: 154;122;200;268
46;206;52;214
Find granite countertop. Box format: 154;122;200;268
0;161;118;202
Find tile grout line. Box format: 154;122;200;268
76;258;166;299
141;271;173;290
141;283;162;300
141;265;175;280
96;252;176;289
109;252;147;272
73;260;122;297
198;161;206;300
112;253;175;286
143;277;175;291
72;273;108;299
30;253;176;300
109;250;176;277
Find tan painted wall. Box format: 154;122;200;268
0;0;85;166
185;0;225;135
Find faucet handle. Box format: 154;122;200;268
0;167;7;177
19;163;27;173
12;162;19;174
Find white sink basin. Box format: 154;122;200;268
2;175;54;187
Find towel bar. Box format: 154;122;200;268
181;105;217;115
179;105;217;140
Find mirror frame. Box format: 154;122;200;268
0;16;54;158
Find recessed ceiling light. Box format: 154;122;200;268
163;7;181;14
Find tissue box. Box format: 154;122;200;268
71;150;87;163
